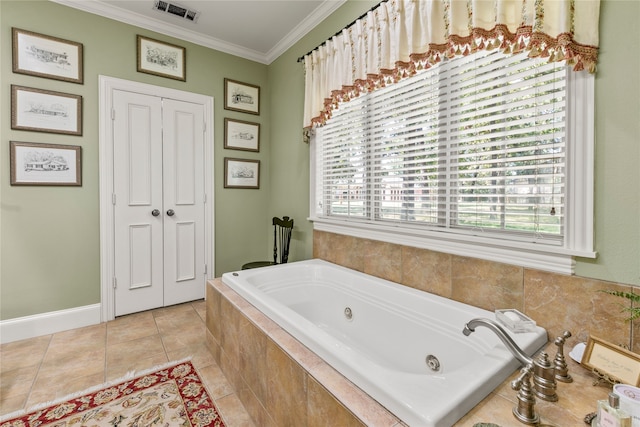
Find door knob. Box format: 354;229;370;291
151;209;160;217
166;209;175;216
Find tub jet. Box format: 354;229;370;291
426;354;440;372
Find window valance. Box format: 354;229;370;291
302;0;601;129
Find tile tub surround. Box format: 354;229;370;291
206;278;404;427
313;230;635;353
206;278;612;426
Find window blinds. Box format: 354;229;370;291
316;50;567;245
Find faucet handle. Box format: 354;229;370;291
554;330;573;383
532;352;558;402
511;364;540;425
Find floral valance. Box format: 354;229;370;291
303;0;601;129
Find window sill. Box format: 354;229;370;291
310;217;596;275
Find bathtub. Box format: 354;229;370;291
221;259;548;427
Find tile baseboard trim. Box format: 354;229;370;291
0;304;102;344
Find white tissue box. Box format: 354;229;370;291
495;309;537;333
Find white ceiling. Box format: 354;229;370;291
51;0;347;64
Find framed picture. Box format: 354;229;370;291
10;141;82;186
581;335;640;386
224;78;260;115
137;35;186;81
11;85;82;136
224;158;260;189
224;118;260;152
12;28;83;84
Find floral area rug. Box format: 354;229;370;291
0;360;226;427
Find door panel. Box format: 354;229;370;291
173;111;196;205
127;104;154;205
114;90;164;316
129;224;153;289
175;221;196;282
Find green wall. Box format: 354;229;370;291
0;1;270;319
578;0;640;285
268;0;640;287
266;0;380;265
1;0;638;322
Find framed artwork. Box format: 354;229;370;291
224;158;260;189
224;78;260;115
581;335;640;386
11;85;82;136
224;118;260;152
137;35;186;81
12;28;84;84
10;141;82;186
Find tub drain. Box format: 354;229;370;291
344;307;353;320
425;355;440;372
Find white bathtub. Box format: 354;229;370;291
222;259;547;427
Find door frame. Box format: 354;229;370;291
98;75;214;321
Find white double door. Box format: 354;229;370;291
113;89;205;316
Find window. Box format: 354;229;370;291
311;49;595;274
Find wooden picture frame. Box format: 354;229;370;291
11;85;82;136
12;28;83;84
224;78;260;115
224;158;260;189
581;335;640;386
137;35;186;81
224;118;260;152
10;141;82;186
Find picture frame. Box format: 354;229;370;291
581;335;640;386
224;118;260;152
224;158;260;189
11;85;82;136
137;35;186;81
224;78;260;115
12;27;84;84
10;141;82;186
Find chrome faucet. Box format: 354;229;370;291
463;318;557;402
463;318;532;365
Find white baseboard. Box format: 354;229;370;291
0;304;102;344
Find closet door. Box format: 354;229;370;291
113;90;164;316
162;99;206;306
113;91;205;316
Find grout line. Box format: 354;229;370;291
103;317;108;383
631;283;637;351
22;333;53;413
152;309;170;363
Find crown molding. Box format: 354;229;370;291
50;0;346;64
264;0;346;64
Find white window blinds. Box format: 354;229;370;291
316;49;568;247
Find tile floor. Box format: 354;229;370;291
0;300;255;426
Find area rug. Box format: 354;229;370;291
0;359;226;427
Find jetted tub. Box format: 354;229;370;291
222;259;548;426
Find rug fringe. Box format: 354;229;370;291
0;357;192;423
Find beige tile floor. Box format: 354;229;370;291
0;300;255;426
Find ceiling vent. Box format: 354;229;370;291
152;1;200;23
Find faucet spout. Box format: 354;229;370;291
463;318;533;367
463;317;558;402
